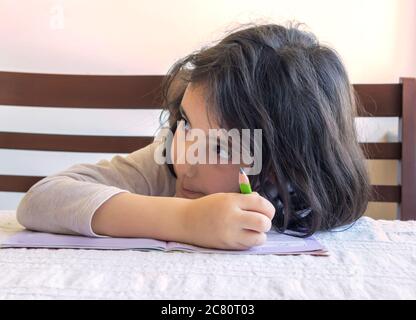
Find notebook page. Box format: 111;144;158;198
166;231;326;255
1;230;167;250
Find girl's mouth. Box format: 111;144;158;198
181;185;204;198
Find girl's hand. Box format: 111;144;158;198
183;192;276;250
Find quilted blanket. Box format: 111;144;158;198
0;210;415;299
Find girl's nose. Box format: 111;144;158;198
185;161;198;178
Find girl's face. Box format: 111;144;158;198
171;83;242;199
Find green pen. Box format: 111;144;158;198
239;167;252;194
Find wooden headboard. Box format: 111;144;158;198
0;72;415;220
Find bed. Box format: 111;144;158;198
0;72;415;299
0;210;415;299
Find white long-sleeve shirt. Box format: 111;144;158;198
16;139;176;237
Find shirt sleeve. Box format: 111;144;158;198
16;140;175;237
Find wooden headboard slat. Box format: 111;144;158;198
0;174;402;202
0;132;402;159
371;185;401;202
0;175;44;193
0;72;165;108
0;72;402;116
0;132;154;153
360;143;401;159
401;77;416;220
354;84;402;117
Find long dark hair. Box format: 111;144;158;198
157;21;371;236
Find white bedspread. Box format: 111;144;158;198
0;210;415;300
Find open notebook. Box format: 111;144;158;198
1;229;328;255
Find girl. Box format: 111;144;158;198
16;22;371;250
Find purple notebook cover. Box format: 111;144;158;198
1;229;328;255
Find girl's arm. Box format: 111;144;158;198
16;141;175;237
91;191;275;250
91;192;192;243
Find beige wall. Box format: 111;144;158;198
1;0;415;80
0;0;415;218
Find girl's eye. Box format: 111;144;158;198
180;117;191;131
216;144;231;160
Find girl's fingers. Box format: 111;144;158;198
236;228;267;248
238;193;275;220
239;210;272;233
